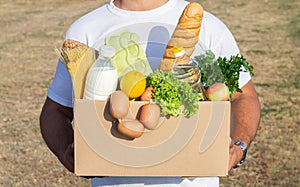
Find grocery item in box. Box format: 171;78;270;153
105;30;153;77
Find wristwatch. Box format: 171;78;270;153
233;141;247;168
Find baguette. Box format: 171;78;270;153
159;2;203;72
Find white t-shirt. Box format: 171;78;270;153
91;176;219;187
47;0;251;186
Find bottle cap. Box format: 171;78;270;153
172;46;185;58
99;45;116;58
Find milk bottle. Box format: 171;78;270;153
83;45;118;100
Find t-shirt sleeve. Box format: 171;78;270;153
203;12;251;88
47;59;74;108
46;18;88;108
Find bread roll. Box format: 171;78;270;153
159;2;203;72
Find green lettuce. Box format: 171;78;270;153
146;70;199;117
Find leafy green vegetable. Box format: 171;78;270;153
146;70;199;117
217;54;254;98
193;50;224;87
194;50;254;99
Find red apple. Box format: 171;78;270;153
206;83;230;101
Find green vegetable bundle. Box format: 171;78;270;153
194;50;254;99
146;70;199;117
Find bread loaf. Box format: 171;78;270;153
62;39;87;49
159;2;203;72
55;39;95;99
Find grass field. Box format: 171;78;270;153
0;0;299;186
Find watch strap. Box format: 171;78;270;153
233;141;247;168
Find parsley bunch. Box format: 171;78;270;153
218;55;254;98
146;70;199;117
194;50;254;99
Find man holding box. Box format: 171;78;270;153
40;0;260;186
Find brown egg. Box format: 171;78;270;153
139;103;161;130
109;90;129;119
117;119;144;138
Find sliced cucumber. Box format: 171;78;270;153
105;30;152;77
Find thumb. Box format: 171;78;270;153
229;138;234;148
67;143;74;157
64;143;75;172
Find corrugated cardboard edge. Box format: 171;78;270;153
74;99;230;177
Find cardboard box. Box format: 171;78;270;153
74;99;230;177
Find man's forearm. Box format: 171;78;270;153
40;97;74;171
230;81;261;147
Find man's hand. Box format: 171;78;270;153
228;138;243;171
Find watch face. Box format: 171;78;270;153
235;141;247;151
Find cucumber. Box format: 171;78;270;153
105;30;152;78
